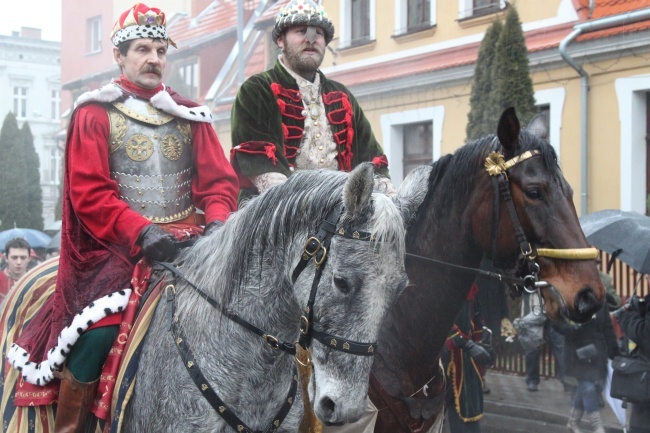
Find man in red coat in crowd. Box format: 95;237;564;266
0;237;31;300
7;4;238;432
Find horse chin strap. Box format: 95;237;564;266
485;149;598;295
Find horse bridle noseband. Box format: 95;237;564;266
158;202;380;433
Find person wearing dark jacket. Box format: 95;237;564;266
613;289;650;433
554;301;619;433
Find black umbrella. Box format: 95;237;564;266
579;209;650;274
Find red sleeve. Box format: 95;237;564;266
0;272;8;299
190;122;239;223
67;105;151;256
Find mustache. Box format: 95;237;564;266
143;66;162;76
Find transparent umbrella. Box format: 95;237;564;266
0;228;52;250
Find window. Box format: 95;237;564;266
87;17;101;53
340;0;375;48
380;106;444;185
170;60;199;99
472;0;501;16
13;86;28;118
350;0;371;45
394;0;436;36
46;145;62;185
51;89;60;120
407;0;431;31
458;0;505;19
402;121;433;176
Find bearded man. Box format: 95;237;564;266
230;0;394;203
6;4;238;432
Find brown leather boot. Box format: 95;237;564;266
54;368;99;433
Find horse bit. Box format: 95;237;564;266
158;202;380;433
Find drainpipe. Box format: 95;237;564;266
558;8;650;216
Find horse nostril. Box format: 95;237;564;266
319;396;336;420
575;287;599;319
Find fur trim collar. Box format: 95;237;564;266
75;82;213;123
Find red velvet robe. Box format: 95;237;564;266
13;77;238;367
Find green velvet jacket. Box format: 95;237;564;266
231;60;389;201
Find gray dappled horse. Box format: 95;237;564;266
122;163;412;432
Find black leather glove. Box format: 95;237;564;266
465;340;493;365
203;220;224;237
137;225;176;262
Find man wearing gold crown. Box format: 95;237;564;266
230;0;394;203
6;3;238;432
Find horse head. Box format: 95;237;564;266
302;163;409;425
474;107;604;321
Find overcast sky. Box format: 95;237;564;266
0;0;62;42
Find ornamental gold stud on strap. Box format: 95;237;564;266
484;150;541;176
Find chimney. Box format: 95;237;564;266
21;27;42;40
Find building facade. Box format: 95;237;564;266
0;27;61;227
210;0;650;217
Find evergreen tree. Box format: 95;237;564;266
21;122;44;230
490;7;536;126
0;112;29;231
466;19;502;141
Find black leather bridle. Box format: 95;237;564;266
158;202;381;433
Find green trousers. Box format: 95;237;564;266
66;326;118;382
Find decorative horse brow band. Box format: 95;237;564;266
484;150;541;177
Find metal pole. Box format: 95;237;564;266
237;0;245;85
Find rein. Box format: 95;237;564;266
157;202;380;433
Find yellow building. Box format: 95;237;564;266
210;0;650;216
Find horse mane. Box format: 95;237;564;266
177;169;405;307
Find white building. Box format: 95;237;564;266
0;27;62;227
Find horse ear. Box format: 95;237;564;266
343;162;374;217
527;112;549;141
394;165;432;226
497;107;521;156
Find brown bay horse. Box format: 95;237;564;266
371;108;605;432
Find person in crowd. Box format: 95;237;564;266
0;237;31;300
521;290;568;392
554;294;619;433
230;0;394;203
613;278;650;433
443;281;493;433
6;4;238;432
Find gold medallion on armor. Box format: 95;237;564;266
161;134;183;161
108;110;127;154
125;134;154;161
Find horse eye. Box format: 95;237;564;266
333;276;351;293
525;188;542;200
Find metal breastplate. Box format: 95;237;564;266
107;97;194;223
